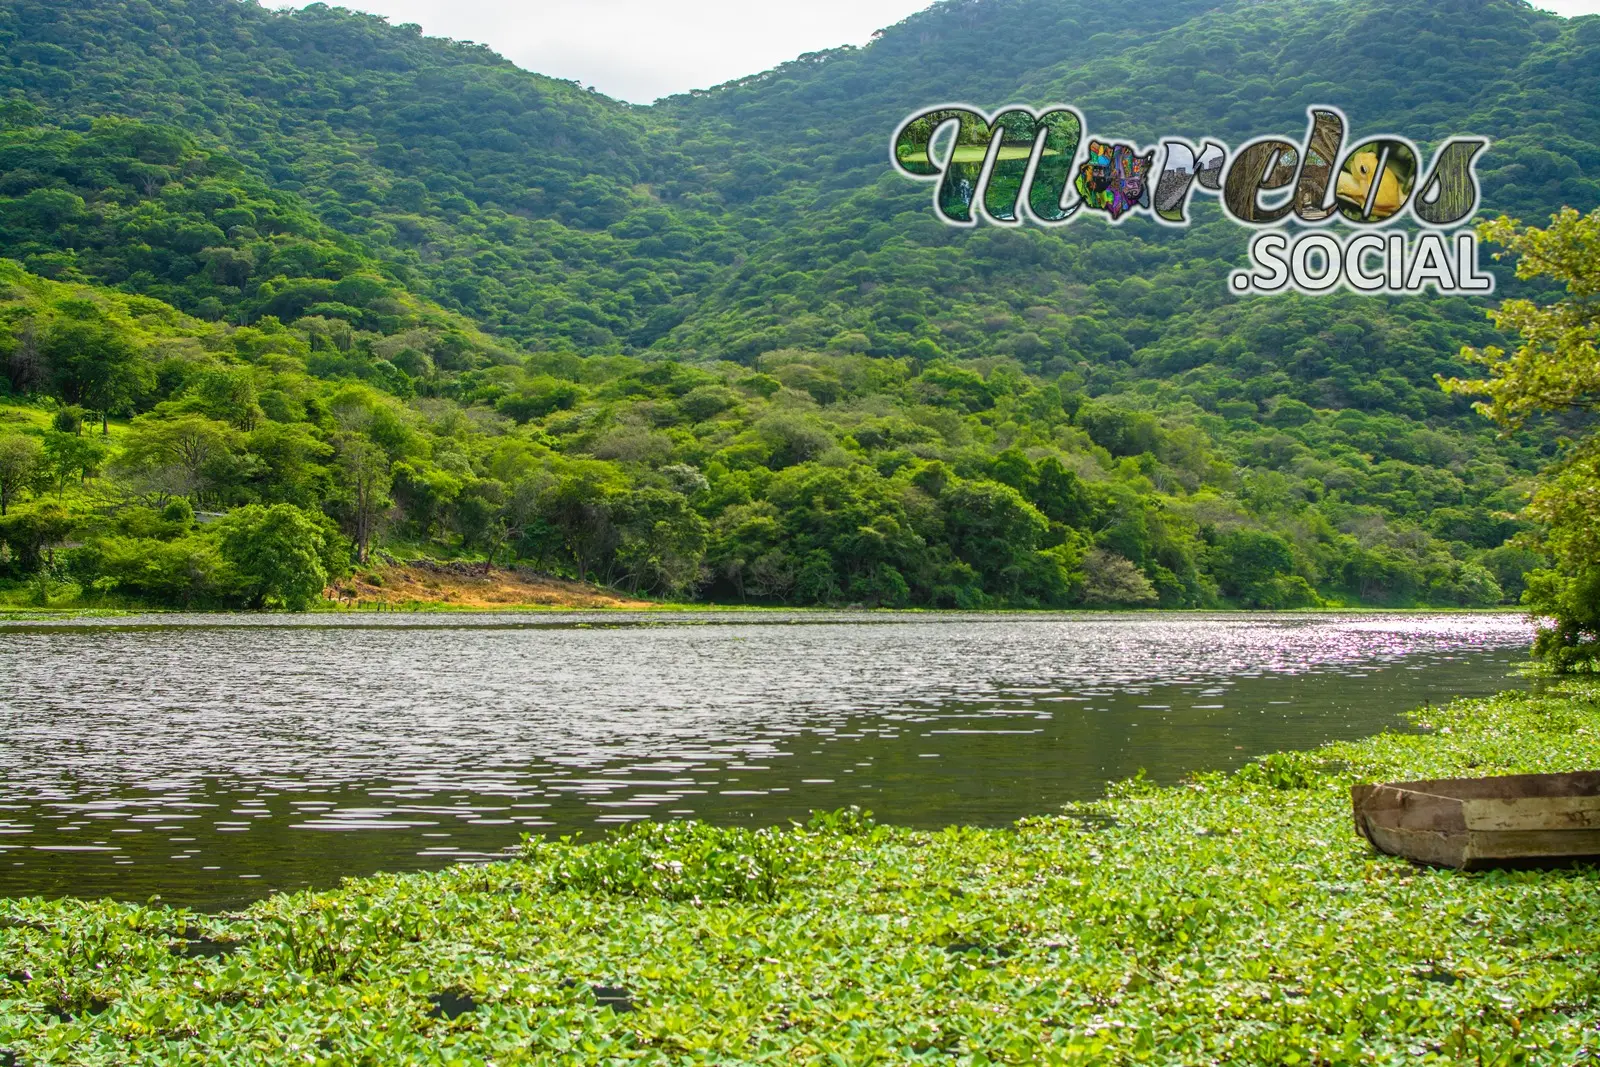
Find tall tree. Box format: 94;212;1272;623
544;469;622;584
4;321;47;395
1444;207;1600;670
216;504;334;611
614;488;709;597
45;322;151;434
42;430;109;495
335;435;392;565
0;433;44;516
119;414;238;505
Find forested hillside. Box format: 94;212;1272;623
0;0;1594;609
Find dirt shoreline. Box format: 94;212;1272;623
324;559;656;610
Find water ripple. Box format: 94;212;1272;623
0;611;1532;907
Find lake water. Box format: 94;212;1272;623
0;611;1532;909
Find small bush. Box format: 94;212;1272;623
1235;750;1324;790
539;820;793;903
803;806;876;836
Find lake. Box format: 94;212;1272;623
0;610;1532;909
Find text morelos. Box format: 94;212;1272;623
889;106;1492;296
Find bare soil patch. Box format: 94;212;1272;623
327;559;653;610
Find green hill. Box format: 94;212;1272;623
0;0;1593;610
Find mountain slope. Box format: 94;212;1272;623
655;0;1600;366
6;0;1596;362
0;0;740;349
0;0;1594;610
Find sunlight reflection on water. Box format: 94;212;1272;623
0;611;1533;906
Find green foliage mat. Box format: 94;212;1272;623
3;684;1598;1063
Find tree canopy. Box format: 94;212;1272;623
0;0;1595;611
1447;207;1600;669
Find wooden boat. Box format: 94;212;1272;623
1352;771;1600;870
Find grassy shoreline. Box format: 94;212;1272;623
3;684;1598;1064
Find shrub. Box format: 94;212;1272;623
215;503;343;610
539;820;793;903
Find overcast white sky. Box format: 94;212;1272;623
266;0;1600;104
265;0;930;103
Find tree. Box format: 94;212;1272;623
44;321;152;433
200;245;254;288
391;461;462;542
4;321;47;395
543;469;621;584
181;367;264;430
334;435;392;564
43;430;109;495
76;534;226;609
1079;549;1158;607
0;504;72;574
1209;528;1317;609
1444;208;1600;670
613;488;708;598
453;478;508;554
52;406;85;435
1443;210;1600;429
216;504;335;610
941;479;1050;598
119;414;238;504
0;433;44;516
464;475;550;573
496;378;581;423
243;422;332;506
707;501;791;601
1029;456;1094;527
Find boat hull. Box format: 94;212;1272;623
1352;771;1600;870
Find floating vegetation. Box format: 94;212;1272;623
174;937;239;960
1;685;1598;1062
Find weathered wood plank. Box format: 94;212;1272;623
1361;823;1467;868
1467;829;1600;862
1353;771;1600;869
1462;795;1600;832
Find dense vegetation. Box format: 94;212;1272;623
3;683;1598;1062
1447;207;1600;669
0;0;1596;610
0;256;1547;610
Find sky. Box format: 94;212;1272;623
266;0;1600;105
266;0;934;104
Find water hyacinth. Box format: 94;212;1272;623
536;820;798;903
1;685;1597;1064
